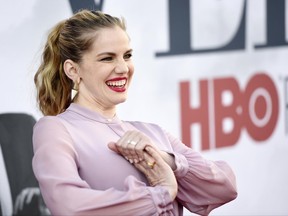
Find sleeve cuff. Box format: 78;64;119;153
146;185;173;214
172;152;189;178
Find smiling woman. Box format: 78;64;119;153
63;25;134;114
32;9;237;216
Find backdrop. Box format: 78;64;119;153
1;0;288;215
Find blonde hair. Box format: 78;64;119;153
34;10;126;116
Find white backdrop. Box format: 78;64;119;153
1;0;288;215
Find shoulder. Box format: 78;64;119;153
33;115;68;136
33;115;75;148
34;115;62;128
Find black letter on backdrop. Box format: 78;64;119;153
69;0;104;14
156;0;247;57
255;0;288;49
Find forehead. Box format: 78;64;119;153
90;27;131;53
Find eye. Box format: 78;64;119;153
100;56;113;62
124;53;132;60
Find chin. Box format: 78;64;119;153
114;97;127;105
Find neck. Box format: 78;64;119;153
74;99;116;119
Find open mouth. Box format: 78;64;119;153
106;78;127;92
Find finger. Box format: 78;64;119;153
117;131;139;163
145;146;163;162
124;131;140;163
134;152;158;186
107;142;120;153
142;150;157;170
108;142;132;164
115;131;134;162
134;139;148;161
134;151;155;174
135;141;160;163
122;130;148;163
134;161;148;174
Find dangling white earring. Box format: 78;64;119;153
71;77;80;101
71;87;77;101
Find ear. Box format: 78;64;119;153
63;59;80;82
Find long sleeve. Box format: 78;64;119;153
32;117;173;216
166;131;238;215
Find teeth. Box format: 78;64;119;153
106;79;126;87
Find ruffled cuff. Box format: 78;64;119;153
172;152;189;178
146;185;173;215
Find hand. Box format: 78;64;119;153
134;146;178;200
108;130;160;164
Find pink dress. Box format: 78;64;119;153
32;103;237;215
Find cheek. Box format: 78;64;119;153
129;64;135;76
83;75;104;92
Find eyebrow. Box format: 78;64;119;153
97;49;133;56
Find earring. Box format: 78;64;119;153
71;77;80;101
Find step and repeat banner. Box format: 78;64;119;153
1;0;288;215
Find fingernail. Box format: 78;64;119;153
129;159;134;164
134;159;138;163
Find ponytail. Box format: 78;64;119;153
34;20;73;116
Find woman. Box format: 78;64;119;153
32;9;237;215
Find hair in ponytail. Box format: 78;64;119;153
34;10;126;116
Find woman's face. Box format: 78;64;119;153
77;26;134;110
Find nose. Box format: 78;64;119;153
114;59;129;74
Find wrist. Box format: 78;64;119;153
160;151;177;171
